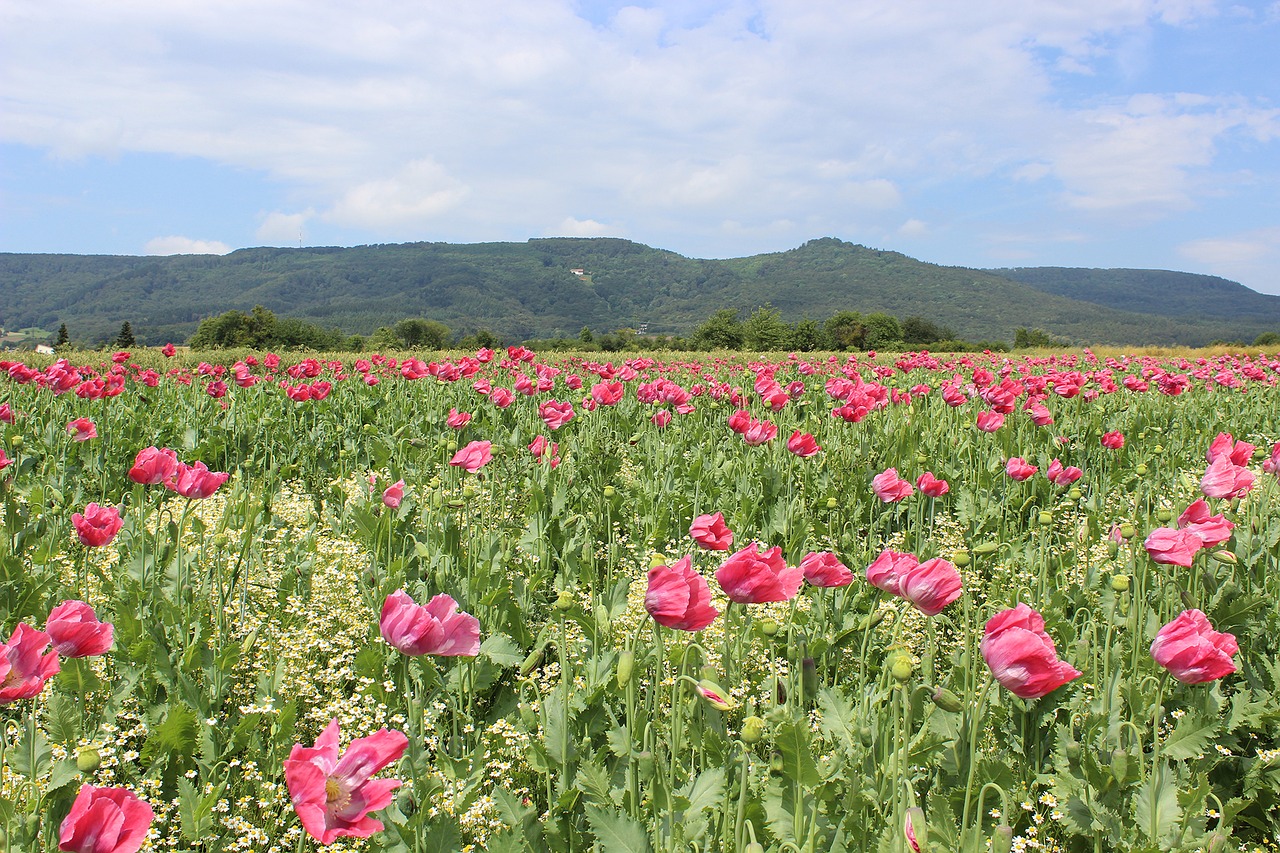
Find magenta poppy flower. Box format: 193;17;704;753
285;719;408;844
916;472;949;497
1005;457;1037;481
446;408;471;429
727;409;751;434
1027;403;1054;427
1150;609;1238;684
58;784;154;853
382;480;405;509
799;551;852;587
786;430;821;458
128;446;179;486
1143;527;1202;567
0;449;12;471
644;556;719;631
46;600;113;658
1177;499;1233;548
689;512;734;551
66;417;97;442
0;622;60;705
741;419;777;446
591;381;624;406
715;543;803;604
1201;455;1255;499
651;409;672;427
168;461;229;499
162;342;176;357
379;590;480;657
865;549;918;595
1045;459;1083;486
872;468;913;502
72;503;123;548
1101;431;1125;450
896;558;963;616
980;603;1080;699
1206;432;1254;467
449;440;492;473
538;400;575;430
976;411;1005;432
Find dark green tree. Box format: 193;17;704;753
693;308;746;350
393;318;451;349
862;313;903;349
744;305;791;351
114;321;136;347
789;318;827;351
823;311;864;350
55;323;70;347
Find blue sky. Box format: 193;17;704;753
3;0;1279;293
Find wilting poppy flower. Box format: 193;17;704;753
72;503;123;547
716;543;803;604
168;461;229;499
1005;457;1037;481
1200;455;1254;499
449;440;492;473
1177;499;1233;548
872;468;913;502
1101;431;1125;450
976;411;1005;432
128;446;179;486
46;600;113;658
66;417;97;442
799;551;852;588
382;480;405;509
786;430;821;458
1045;459;1082;486
689;512;734;551
1150;609;1238;685
980;603;1080;699
58;784;154;853
379;590;480;657
0;622;60;704
916;472;949;497
285;718;408;844
644;556;719;631
1143;527;1202;567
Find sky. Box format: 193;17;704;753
3;0;1280;294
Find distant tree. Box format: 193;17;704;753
901;315;953;346
189;310;252;349
56;323;70;347
744;305;791;351
693;308;746;350
114;321;136;348
1253;331;1280;346
861;313;903;349
346;334;366;352
1013;328;1066;350
393;318;451;349
246;305;278;348
823;311;864;350
579;326;594;343
789;318;827;351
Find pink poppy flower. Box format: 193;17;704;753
1263;441;1280;476
490;388;515;408
128;446;179;486
382;480;405;509
1005;457;1037;481
449;440;492;473
1201;455;1254;499
741;419;777;446
872;468;914;502
1150;609;1238;685
689;512;734;551
168;461;229;499
980;603;1081;699
284;719;408;844
1177;499;1233;548
799;551;852;588
58;784;154;853
651;409;672;427
865;549;918;595
1206;432;1254;467
46;600;113;658
727;409;751;434
446;408;471;429
1045;459;1083;486
715;543;803;604
0;449;12;471
66;417;97;441
528;435;560;468
72;503;123;548
786;430;821;458
916;472;949;497
1101;431;1125;450
644;556;720;631
0;403;15;424
162;342;176;357
896;557;963;616
976;411;1005;432
591;381;625;406
0;622;60;704
539;400;575;430
1027;403;1054;427
379;591;480;657
1143;527;1201;567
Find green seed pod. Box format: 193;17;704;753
1119;522;1136;538
446;440;458;453
826;497;839;510
648;552;667;569
603;485;616;498
973;541;999;555
1109;574;1131;592
76;746;101;773
890;653;913;683
553;590;576;611
757;618;780;637
428;476;442;489
1211;550;1238;565
915;454;927;465
1152;444;1164;454
1134;463;1148;476
462;484;477;499
1156;508;1173;522
951;550;970;567
990;824;1014;853
1068;487;1082;501
1037;510;1053;526
745;843;765;853
770;750;785;774
930;687;964;713
616;650;635;688
740;715;766;745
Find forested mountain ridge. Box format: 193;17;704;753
2;237;1278;347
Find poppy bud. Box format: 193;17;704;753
745;844;765;853
462;484;477;499
858;725;873;746
773;676;787;705
951;550;970;567
1157;508;1173;522
801;657;818;698
740;715;766;744
11;435;22;450
915;454;927;464
616;650;635;688
973;541;999;555
991;824;1013;853
1109;574;1130;592
1211;550;1237;565
890;653;913;683
520;643;546;676
76;746;101;773
1205;832;1230;852
446;440;458;453
770;750;785;774
446;498;465;509
519;703;538;729
1135;463;1148;476
930;687;963;713
904;807;927;852
697;679;736;711
1064;741;1081;761
1110;748;1133;786
637;750;655;779
553;590;576;611
861;610;886;630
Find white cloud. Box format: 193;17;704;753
143;236;232;255
551;217;618;237
324;159;469;231
1178;227;1280;292
256;209;313;244
897;218;928;237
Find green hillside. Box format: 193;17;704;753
2;237;1278;347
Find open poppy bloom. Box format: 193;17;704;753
0;622;61;705
716;543;803;604
379;591;480;657
58;784;154;853
645;557;719;631
980;603;1080;699
1150;609;1238;684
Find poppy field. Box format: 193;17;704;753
2;345;1280;853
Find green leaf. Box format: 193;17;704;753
776;720;821;788
575;761;614;806
682;766;726;814
817;687;860;749
177;777;214;842
141;700;200;767
44;693;81;747
1135;764;1181;845
1161;715;1217;762
480;634;524;667
10;725;51;780
585;804;652;853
